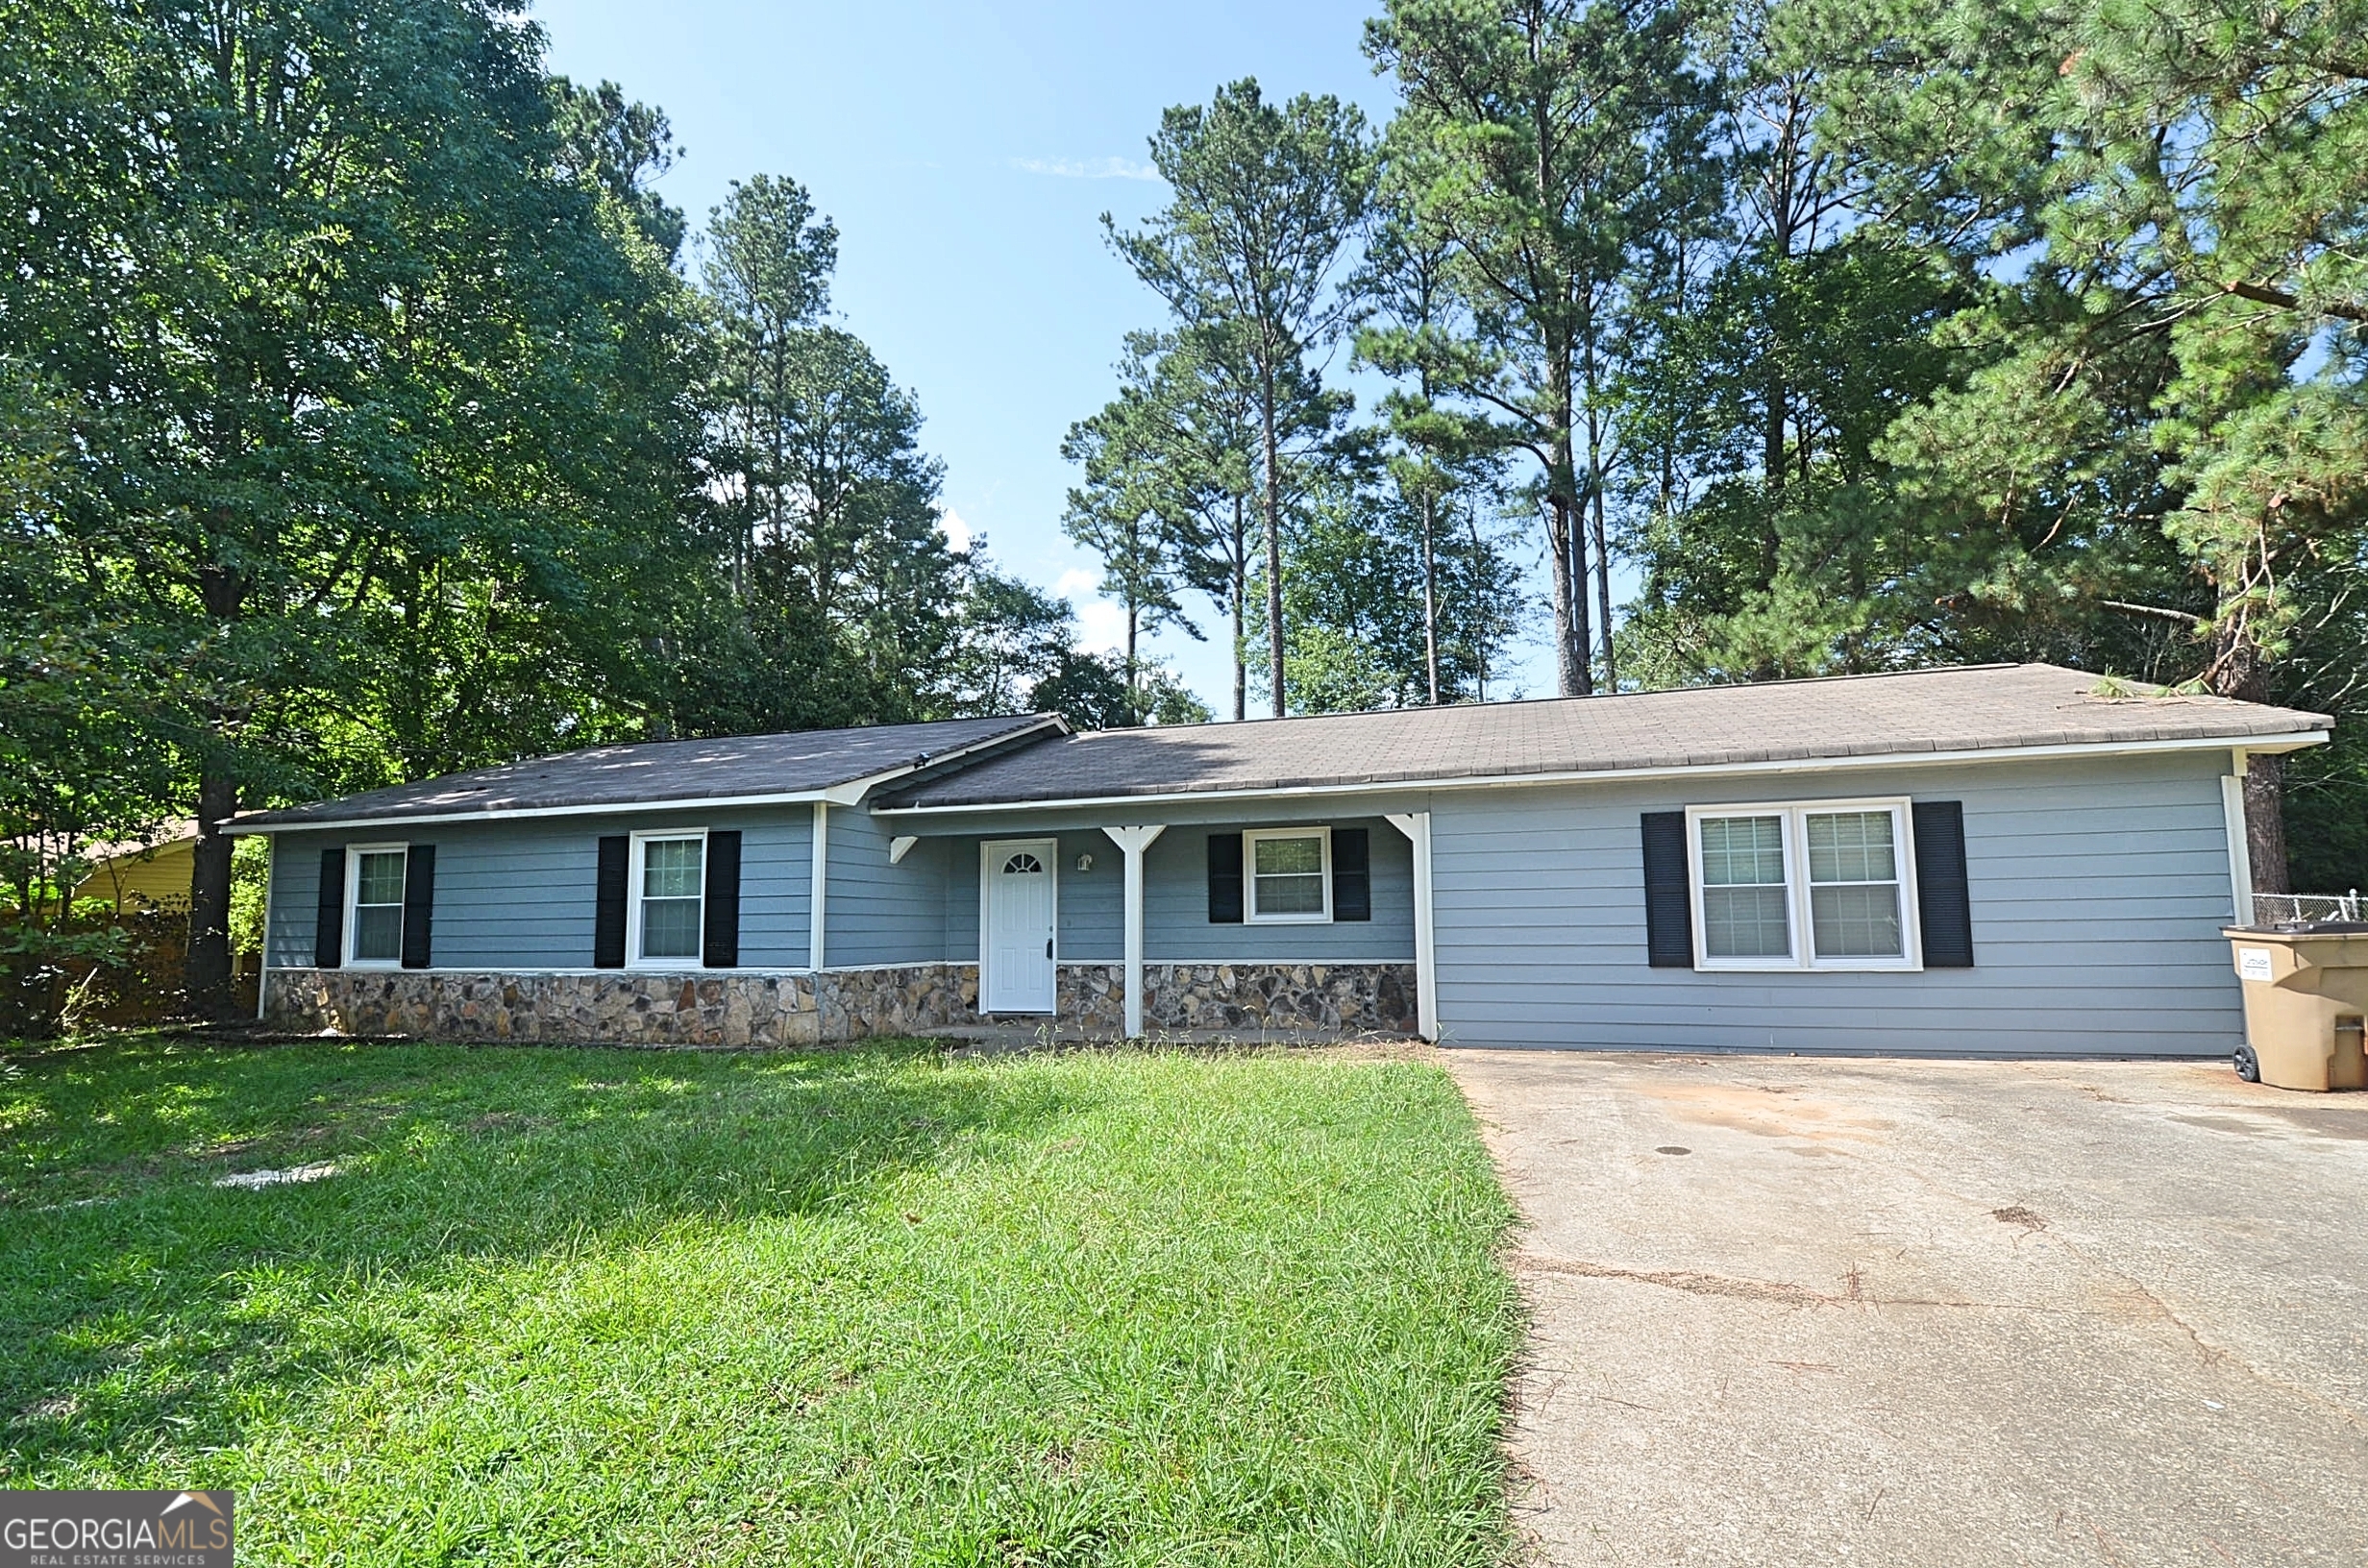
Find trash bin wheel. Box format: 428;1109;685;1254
2233;1043;2260;1083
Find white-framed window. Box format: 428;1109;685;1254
1685;800;1920;972
628;829;706;966
1245;826;1331;923
346;844;408;967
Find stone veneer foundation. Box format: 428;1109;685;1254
265;965;981;1048
265;959;1419;1046
1057;961;1418;1036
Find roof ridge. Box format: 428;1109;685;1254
1071;663;2031;737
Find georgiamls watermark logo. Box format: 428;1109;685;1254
1;1490;233;1567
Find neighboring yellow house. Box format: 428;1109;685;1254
72;821;196;913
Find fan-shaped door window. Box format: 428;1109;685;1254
1001;852;1046;875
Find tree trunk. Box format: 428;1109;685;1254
1261;366;1286;718
1580;329;1617;692
185;762;239;1018
1760;206;1792;596
1591;451;1616;693
1761;371;1786;591
1546;493;1588;698
186;556;245;1019
1468;508;1491;701
1123;603;1140;726
1545;498;1574;694
1551;401;1593;698
1592;504;1616;691
2245;756;2291;895
1421;489;1440;705
1230;495;1247;723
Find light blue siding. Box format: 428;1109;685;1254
942;831;1122;963
264;841;325;969
826;804;955;968
415;823;601;968
1427;751;2246;1055
931;819;1417;964
1144;823;1415;962
263;807;812;970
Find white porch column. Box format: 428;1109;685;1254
1101;824;1167;1037
1385;811;1440;1041
809;800;829;970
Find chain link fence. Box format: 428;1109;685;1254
2252;892;2367;926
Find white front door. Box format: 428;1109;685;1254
983;839;1058;1014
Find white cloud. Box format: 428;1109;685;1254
939;505;972;551
1010;156;1159;182
1050;567;1127;653
1073;597;1128;654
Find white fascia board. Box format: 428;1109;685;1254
224;717;1069;836
871;729;2331;821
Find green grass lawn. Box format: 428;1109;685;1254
0;1037;1517;1565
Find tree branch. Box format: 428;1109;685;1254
2103;599;2208;625
2221;279;2368;323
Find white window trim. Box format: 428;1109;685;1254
1244;825;1333;925
1685;799;1923;973
627;827;708;969
345;842;409;968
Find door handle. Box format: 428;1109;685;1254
1045;938;1053;959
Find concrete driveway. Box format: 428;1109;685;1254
1446;1051;2368;1566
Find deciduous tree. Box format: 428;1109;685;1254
0;0;707;1015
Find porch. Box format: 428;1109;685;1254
864;805;1440;1041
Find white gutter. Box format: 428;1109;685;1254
254;837;274;1022
2221;747;2256;926
874;730;2331;820
809;801;829;971
222;718;1067;837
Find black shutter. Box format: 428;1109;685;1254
313;847;345;969
1912;800;1975;968
703;829;742;968
1332;827;1371;921
1207;832;1244;923
1640;811;1693;968
400;845;435;969
594;835;629;968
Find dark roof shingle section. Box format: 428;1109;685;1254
237;715;1057;829
882;665;2328;809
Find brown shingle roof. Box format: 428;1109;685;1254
882;665;2328;809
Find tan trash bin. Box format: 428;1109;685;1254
2223;925;2368;1091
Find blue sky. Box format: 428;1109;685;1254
532;0;1550;710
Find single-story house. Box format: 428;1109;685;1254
229;663;2329;1055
